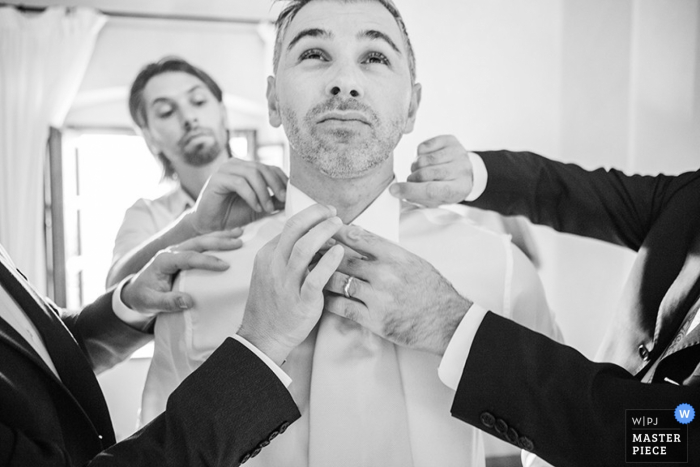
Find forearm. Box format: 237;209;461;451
452;312;700;466
89;338;300;467
467;150;672;250
106;212;198;287
63;291;152;374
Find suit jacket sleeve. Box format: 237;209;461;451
465;150;700;251
451;312;700;467
60;290;153;374
90;337;300;466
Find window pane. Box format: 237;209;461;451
72;133;172;308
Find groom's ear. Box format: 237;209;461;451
267;76;282;128
403;83;422;134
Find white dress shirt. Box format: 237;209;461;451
140;181;561;467
111;185;194;268
437;151;491;388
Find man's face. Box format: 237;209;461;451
142;71;228;169
268;0;421;179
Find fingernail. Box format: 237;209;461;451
279;189;287;200
325;238;337;247
177;297;189;309
326;205;337;216
330;216;342;225
389;184;399;195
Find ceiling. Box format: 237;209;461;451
1;0;280;22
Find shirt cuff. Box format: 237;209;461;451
464;152;488;202
438;303;489;390
112;275;158;331
232;334;292;388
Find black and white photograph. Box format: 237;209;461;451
0;1;698;466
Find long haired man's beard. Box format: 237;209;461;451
183;142;221;167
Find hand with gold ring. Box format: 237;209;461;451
324;224;472;356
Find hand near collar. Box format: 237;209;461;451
238;204;345;366
324;224;472;356
188;158;288;234
390;135;472;207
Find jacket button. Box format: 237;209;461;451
279;421;290;434
251;447;262;458
506;427;519;443
519;436;535;451
240;453;251;464
495;419;508;435
638;344;650;361
259;439;270;448
480;412;495;428
268;430;280;441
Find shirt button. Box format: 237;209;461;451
638;344;650;361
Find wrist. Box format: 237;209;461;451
434;296;472;356
237;327;291;367
120;276;137;310
180;211;202;237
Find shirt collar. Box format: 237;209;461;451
174;184;196;212
284;181;401;243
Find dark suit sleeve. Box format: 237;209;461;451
0;338;299;467
452;312;700;467
466;150;700;251
60;290;153;374
90;337;300;466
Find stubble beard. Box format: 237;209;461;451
179;128;224;167
281;98;404;179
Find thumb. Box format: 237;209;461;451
153;291;194;313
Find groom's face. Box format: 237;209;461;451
267;0;421;179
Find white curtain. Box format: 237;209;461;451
0;6;106;292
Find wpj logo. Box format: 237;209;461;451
626;404;694;463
